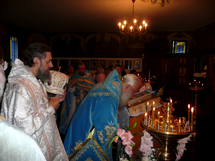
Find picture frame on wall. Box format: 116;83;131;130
179;67;186;76
133;60;140;69
107;60;115;70
179;77;185;86
99;60;106;69
180;58;186;67
81;60;90;70
90;59;98;70
125;60;132;70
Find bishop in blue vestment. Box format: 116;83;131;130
64;69;122;160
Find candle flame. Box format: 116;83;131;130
191;107;194;113
158;111;160;115
145;113;147;117
188;104;190;109
170;99;172;103
153;101;155;105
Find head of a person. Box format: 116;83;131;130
114;63;122;75
69;66;74;74
104;68;109;74
119;74;141;110
22;42;53;82
129;69;137;75
0;44;5;64
96;65;101;73
78;62;86;76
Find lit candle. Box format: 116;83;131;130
145;23;147;29
157;111;160;119
142;20;145;25
145;113;147;125
188;104;190;123
122;25;124;31
146;102;149;114
139;25;142;31
178;117;181;128
189;83;191;86
170;99;172;118
123;20;127;26
133;19;137;26
191;107;194;126
152;102;155;127
202;84;204;87
118;22;122;29
130;26;133;32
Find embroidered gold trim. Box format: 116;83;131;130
69;138;109;161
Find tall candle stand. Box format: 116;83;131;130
142;100;193;161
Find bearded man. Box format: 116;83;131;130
1;43;68;161
64;69;141;161
59;62;95;134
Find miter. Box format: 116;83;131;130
44;70;69;95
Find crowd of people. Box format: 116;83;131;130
0;43;153;161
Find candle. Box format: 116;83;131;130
170;99;172;118
191;107;194;126
152;102;155;127
166;103;171;126
145;113;148;125
178;117;181;128
118;22;122;29
157;111;160;119
188;104;190;123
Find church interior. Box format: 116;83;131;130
0;0;215;160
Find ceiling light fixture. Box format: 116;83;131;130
118;0;147;37
141;0;171;7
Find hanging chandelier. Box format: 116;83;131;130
118;0;147;37
141;0;172;7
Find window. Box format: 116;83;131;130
10;36;18;66
172;40;187;54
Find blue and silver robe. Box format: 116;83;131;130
59;70;95;134
64;69;122;161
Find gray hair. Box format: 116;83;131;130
122;74;141;90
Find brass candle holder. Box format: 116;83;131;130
142;101;193;161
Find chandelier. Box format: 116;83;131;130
118;0;147;37
141;0;172;7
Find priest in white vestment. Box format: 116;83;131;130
1;43;68;161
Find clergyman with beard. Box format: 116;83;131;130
63;70;141;161
58;61;95;135
1;43;69;161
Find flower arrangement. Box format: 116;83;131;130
109;123;157;161
175;134;193;161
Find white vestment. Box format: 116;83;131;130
0;64;6;102
0;119;46;161
1;59;68;161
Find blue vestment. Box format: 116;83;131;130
59;70;95;134
64;69;122;161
